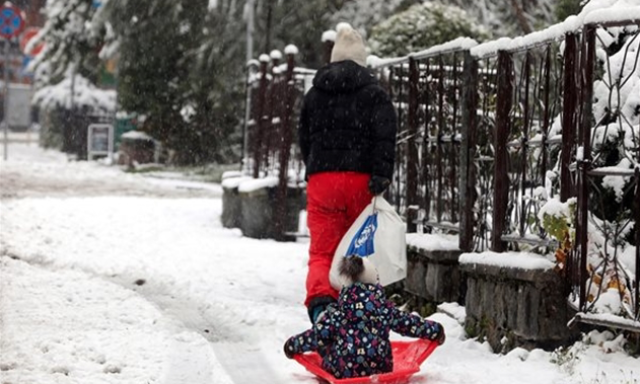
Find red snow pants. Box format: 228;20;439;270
305;172;373;307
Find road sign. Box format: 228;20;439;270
20;27;44;56
0;4;25;39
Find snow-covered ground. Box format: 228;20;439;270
1;140;638;384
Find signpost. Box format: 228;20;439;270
1;2;25;160
87;123;114;161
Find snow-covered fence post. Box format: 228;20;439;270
321;30;336;65
435;56;445;223
561;33;579;203
491;51;513;253
263;50;282;172
459;51;478;253
406;56;419;233
273;45;297;240
575;25;596;311
253;54;270;178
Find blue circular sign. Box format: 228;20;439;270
0;5;24;39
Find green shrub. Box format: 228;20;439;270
369;1;489;57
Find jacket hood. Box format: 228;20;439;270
313;60;377;94
337;282;386;320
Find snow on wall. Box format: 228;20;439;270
459;251;555;270
406;233;460;251
237;176;279;193
221;176;254;190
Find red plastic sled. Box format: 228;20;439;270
293;339;438;384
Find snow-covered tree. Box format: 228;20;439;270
28;0;104;88
587;1;639;241
369;2;490;57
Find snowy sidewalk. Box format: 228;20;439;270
1;142;638;384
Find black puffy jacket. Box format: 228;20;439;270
298;60;397;180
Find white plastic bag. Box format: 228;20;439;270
329;196;407;290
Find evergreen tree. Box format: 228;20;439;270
183;0;246;164
105;0;197;163
555;0;583;22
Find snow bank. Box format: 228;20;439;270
459;251;555;270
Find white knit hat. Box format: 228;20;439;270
330;23;367;67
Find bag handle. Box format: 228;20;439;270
372;195;378;214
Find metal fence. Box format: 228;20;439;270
245;48;315;238
368;16;640;326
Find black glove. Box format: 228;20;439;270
431;322;446;345
283;339;295;359
369;175;391;195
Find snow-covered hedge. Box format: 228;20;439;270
369;1;490;57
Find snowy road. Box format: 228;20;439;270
1;142;637;384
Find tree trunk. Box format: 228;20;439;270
509;0;532;34
264;0;273;53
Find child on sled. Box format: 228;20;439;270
284;256;445;380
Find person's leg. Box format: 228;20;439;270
343;172;373;225
305;173;346;315
305;172;373;322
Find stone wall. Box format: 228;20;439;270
222;182;304;241
460;252;580;353
404;234;464;304
403;238;579;353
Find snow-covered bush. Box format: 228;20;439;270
368;1;490;57
33;73;116;150
28;0;105;88
33;74;116;113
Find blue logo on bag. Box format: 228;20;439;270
345;213;378;257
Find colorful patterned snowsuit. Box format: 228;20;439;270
285;282;442;379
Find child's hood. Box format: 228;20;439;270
337;282;387;319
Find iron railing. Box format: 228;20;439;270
244;13;640;326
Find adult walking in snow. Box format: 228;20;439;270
299;23;397;323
